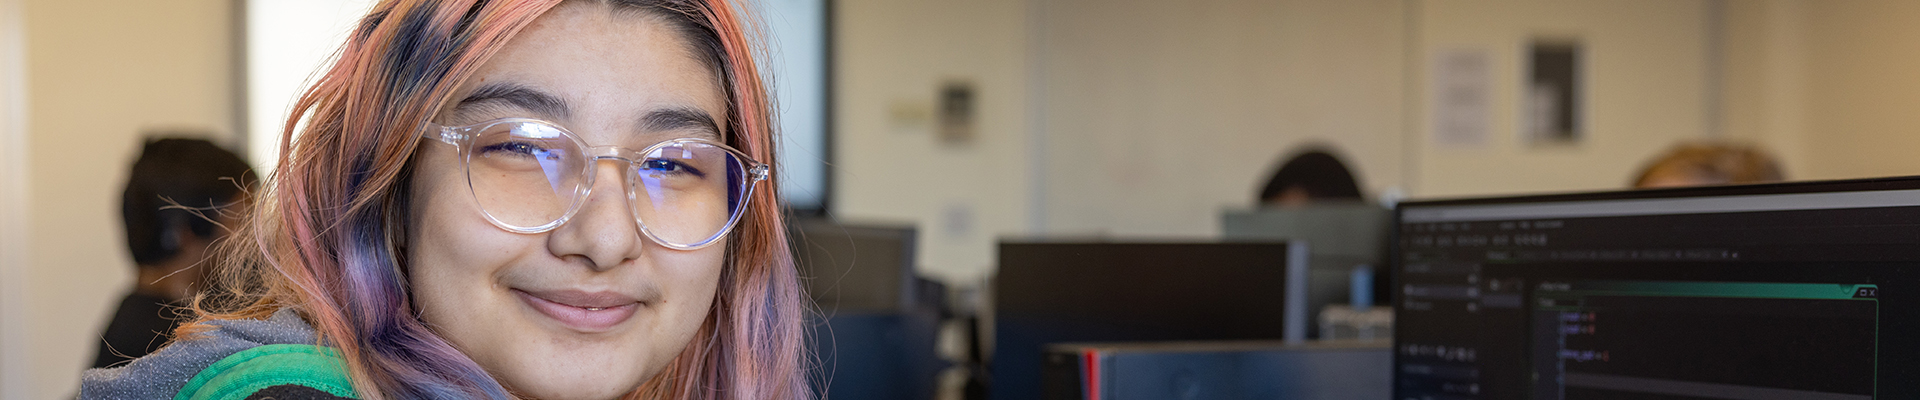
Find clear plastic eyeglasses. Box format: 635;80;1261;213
420;117;768;250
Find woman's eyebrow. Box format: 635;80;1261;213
454;82;571;119
640;107;722;140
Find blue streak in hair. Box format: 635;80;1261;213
385;0;461;99
338;162;514;399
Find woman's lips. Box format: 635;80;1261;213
513;289;640;332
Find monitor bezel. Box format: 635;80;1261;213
1398;175;1920;209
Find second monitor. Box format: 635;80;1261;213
991;241;1307;400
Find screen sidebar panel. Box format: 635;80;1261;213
1391;188;1920;400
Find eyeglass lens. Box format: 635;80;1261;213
464;121;749;246
629;141;745;245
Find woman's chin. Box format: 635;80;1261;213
490;343;656;399
504;370;648;400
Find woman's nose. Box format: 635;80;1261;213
545;160;646;270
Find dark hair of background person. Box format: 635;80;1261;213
1631;142;1785;189
1258;148;1364;204
122;138;255;266
97;137;254;369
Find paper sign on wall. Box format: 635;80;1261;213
1432;49;1491;148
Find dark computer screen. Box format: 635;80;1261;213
789;218;918;313
1393;177;1920;399
788;220;944;400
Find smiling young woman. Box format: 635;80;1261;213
78;1;810;399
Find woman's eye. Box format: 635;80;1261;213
640;159;703;176
480;141;553;158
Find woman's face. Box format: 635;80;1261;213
407;3;730;399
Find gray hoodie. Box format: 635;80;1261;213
79;309;321;399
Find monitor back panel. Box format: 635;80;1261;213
1223;205;1394;330
790;219;917;313
992;241;1299;400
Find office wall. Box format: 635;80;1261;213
1023;0;1715;232
1717;0;1920;182
832;0;1032;282
0;0;28;397
1796;0;1920;180
1718;0;1809;179
1408;0;1715;197
1031;0;1409;237
834;0;1725;280
16;0;236;397
1411;0;1920;194
245;0;378;175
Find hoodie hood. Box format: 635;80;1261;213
80;309;321;399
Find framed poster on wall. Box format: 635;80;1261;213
1525;39;1582;145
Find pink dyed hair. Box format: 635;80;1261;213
187;0;810;398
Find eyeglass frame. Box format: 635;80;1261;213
418;117;771;251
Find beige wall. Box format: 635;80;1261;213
1718;0;1920;182
1719;0;1810;178
15;0;236;397
1798;0;1920;180
832;0;1732;280
832;0;1032;282
1022;0;1717;227
1031;0;1408;236
1409;0;1715;197
834;0;1727;280
1;0;28;397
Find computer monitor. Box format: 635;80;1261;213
1222;204;1392;335
789;219;944;399
789;218;919;313
992;241;1308;400
1392;177;1920;399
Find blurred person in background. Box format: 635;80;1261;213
1633;142;1786;189
94;137;254;368
1259;147;1365;207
